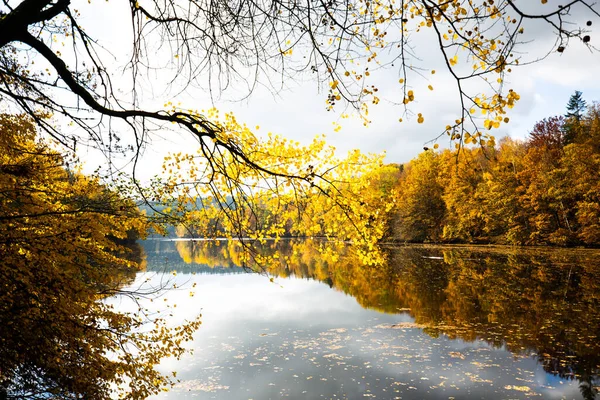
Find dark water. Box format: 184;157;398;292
133;240;600;399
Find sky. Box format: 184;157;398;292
69;0;600;179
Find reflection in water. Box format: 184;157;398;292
142;240;600;399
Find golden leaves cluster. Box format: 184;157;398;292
0;114;201;398
153;109;398;267
319;0;526;145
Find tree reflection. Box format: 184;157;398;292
166;240;600;398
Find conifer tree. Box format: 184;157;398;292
564;91;588;144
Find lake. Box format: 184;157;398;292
125;240;600;399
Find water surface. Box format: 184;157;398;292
132;240;600;399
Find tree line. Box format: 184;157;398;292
173;93;600;249
387;92;600;246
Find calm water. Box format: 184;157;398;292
127;240;600;399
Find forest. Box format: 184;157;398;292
174;92;600;248
388;92;600;246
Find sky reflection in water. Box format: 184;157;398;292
138;240;599;400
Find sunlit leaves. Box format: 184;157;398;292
309;0;557;146
149;109;397;267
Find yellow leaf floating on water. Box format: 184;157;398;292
504;385;531;392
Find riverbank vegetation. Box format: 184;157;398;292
170;94;600;249
388;95;600;246
0;115;201;398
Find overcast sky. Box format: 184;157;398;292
72;0;600;179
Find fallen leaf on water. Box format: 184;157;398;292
504;385;531;392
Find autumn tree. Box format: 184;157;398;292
1;0;599;174
477;137;529;244
392;150;445;242
527;116;565;151
580;102;600;151
438;148;493;242
0;114;201;399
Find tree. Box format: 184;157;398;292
392;150;445;242
528;116;565;151
0;114;201;399
438;148;489;242
1;0;598;172
566;90;588;121
478;137;529;244
580;102;600;151
564;91;588;144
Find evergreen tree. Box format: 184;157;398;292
564;91;587;144
566;91;587;120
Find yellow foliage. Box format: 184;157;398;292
153;110;399;267
0;114;201;398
